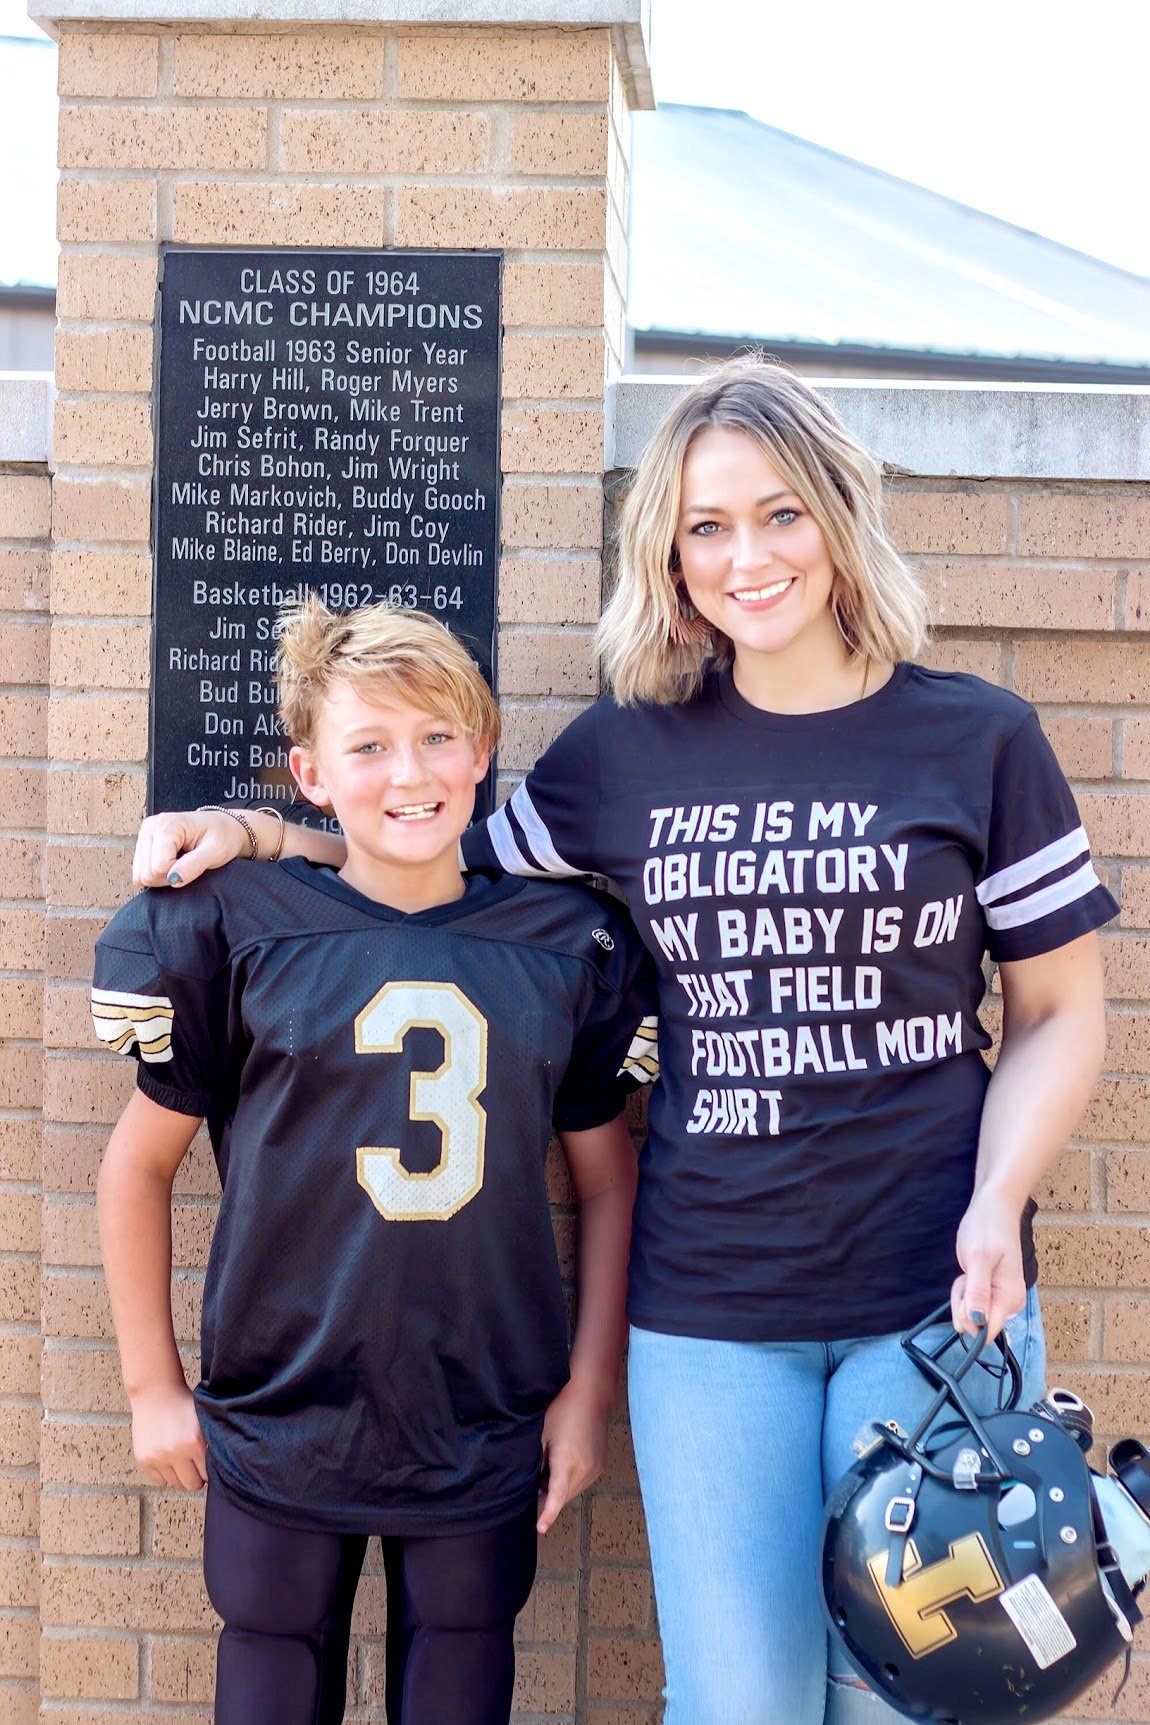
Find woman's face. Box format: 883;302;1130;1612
674;426;841;670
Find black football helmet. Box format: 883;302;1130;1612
821;1304;1144;1724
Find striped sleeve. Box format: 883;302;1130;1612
463;701;603;879
978;712;1118;962
92;888;231;1117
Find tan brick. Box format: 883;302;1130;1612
0;624;49;687
48;841;134;912
0;551;49;612
600;1421;639;1491
41;1489;139;1557
58;32;158;98
43;1126;104;1195
46;914;109;982
590;1494;649;1562
42;1345;126;1414
501;408;603;475
886;487;1009;555
51;551;151;617
1081;1080;1150;1145
1108;1150;1150;1209
48;695;149;765
174;180;384;246
0;840;43;901
42;1196;99;1268
0;907;44;972
917;636;1004;682
503;262;604;328
1125;718;1150;781
1016;490;1150;558
498;699;585;773
40;1632;139;1700
0;694;46;758
0;1405;39;1470
1037;714;1114;781
42;1560;214;1632
60;105;267;172
1077;792;1150;858
52;478;151;548
0;1334;40;1398
498;556;599;624
0;767;45;828
150;1636;214;1703
515;1576;577;1644
501;480;602;551
1120;871;1150;931
279;108;488;174
44;1053;134;1125
1037;1220;1150;1287
0;1476;38;1540
395;186;606;252
175;31;383;98
1129;570;1150;631
0;476;51;542
1040;1292;1093;1363
0;1189;41;1253
50;623;148;693
509;112;610;177
0;1546;38;1612
58;179;156;245
1105;1297;1150;1363
0;1617;37;1679
0;1046;43;1110
0;976;43;1040
41;1268;113;1342
54;400;152;471
45;983;98;1051
40;1418;138;1489
1105;1009;1150;1073
511;1649;576;1714
0;1256;37;1326
536;1500;580;1574
0;1120;41;1183
47;769;146;839
502;334;603;402
1015;640;1150;706
922;560;1116;630
586;1637;664;1703
1051;1368;1150;1435
498;628;595;697
589;1566;653;1631
56;253;157;324
54;330;154;398
396;31;611;102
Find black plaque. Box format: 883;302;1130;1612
151;248;501;825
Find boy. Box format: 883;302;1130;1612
93;597;657;1725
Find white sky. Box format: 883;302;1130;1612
2;0;1149;285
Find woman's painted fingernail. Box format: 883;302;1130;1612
970;1309;987;1325
167;870;183;886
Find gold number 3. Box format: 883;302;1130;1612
354;981;489;1221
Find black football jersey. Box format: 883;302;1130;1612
92;860;658;1535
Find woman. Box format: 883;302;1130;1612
135;359;1115;1723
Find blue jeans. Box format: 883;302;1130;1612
627;1289;1046;1725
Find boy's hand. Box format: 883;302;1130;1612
133;809;246;889
130;1381;208;1490
537;1379;610;1534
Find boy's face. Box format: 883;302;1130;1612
290;681;489;902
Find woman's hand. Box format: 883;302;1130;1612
132;809;247;888
130;1380;208;1490
950;1186;1026;1342
536;1379;610;1534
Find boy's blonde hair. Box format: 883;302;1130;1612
276;594;500;753
598;356;929;705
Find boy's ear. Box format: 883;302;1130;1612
472;742;491;783
289;744;332;810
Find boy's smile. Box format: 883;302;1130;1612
290;682;489;912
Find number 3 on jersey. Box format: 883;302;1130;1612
354;981;489;1221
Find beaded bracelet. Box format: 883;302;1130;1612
197;804;258;861
253;804;287;864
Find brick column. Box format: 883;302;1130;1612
29;4;652;1717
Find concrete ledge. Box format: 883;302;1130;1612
0;373;54;467
608;378;1150;481
30;0;654;101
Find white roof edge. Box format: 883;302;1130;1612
0;373;54;466
608;377;1150;481
30;0;655;102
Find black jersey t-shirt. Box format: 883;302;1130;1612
463;665;1118;1343
92;861;657;1535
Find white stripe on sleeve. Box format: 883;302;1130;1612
984;860;1101;932
977;826;1089;907
509;784;582;877
485;804;554;878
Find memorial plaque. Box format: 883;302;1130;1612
151;248;501;826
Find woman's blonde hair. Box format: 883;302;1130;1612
598;356;928;705
276;593;500;753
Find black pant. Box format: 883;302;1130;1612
203;1485;539;1725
